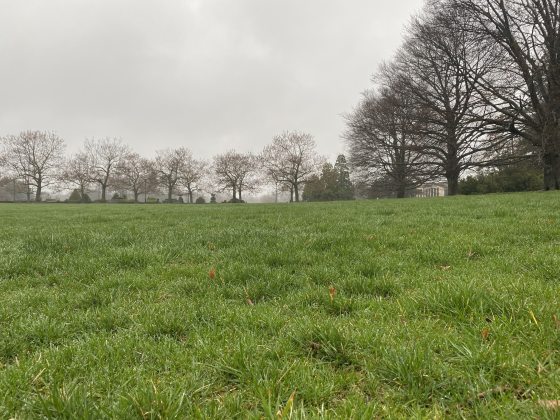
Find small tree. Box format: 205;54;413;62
334;154;354;200
59;153;92;201
116;153;156;202
303;157;355;201
1;130;66;201
213;151;259;202
154;148;190;202
85;137;130;201
261;131;324;202
181;157;207;204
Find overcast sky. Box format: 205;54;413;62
0;0;424;161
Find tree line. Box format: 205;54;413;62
0;130;350;203
345;0;560;197
2;0;557;202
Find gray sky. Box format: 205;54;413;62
0;0;424;161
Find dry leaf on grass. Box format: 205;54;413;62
329;286;336;302
538;400;560;409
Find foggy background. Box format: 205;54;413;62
0;0;423;161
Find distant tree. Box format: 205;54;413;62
334;154;354;200
70;190;89;203
116;153;156;202
59;153;93;201
303;163;336;201
303;156;355;201
1;130;66;201
84;137;130;201
261;131;324;202
195;196;206;204
210;193;217;204
213;151;259;202
154;148;190;202
181;156;206;204
345;87;433;198
302;174;322;201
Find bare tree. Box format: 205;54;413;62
261;131;323;202
388;4;500;195
213;151;259;202
180;156;207;204
116;153;157;202
345;87;433;198
454;0;560;190
84;137;130;201
1;130;65;201
59;152;93;201
154;148;191;202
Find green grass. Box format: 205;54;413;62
0;192;560;418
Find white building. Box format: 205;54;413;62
413;182;448;198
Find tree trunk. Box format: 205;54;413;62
232;186;237;201
167;186;173;202
447;176;459;196
101;184;107;201
238;187;242;202
134;190;140;203
294;183;300;202
543;151;560;190
396;183;406;199
188;190;193;204
446;164;461;196
540;123;560;190
35;182;42;202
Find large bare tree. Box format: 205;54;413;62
213;151;259;202
345;87;433;198
454;0;560;190
389;4;499;195
1;130;65;201
261;131;323;202
84;137;130;201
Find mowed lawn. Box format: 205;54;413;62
0;193;559;418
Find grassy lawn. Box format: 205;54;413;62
0;192;559;418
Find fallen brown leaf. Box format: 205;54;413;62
329;286;336;303
538;400;560;409
553;314;560;329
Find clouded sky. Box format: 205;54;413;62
0;0;424;161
